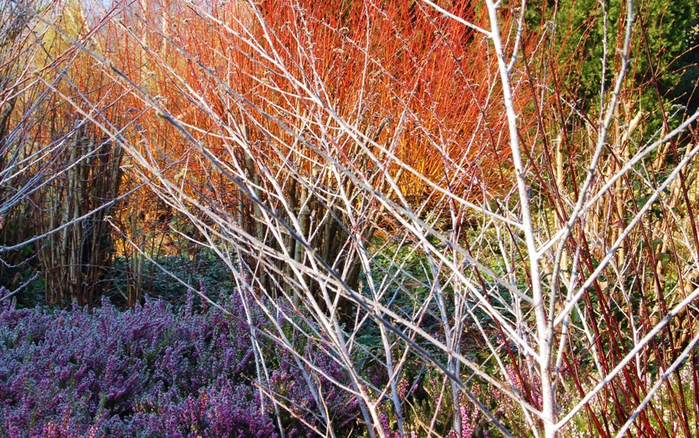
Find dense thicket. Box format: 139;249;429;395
1;0;699;436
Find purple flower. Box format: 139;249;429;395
0;292;359;436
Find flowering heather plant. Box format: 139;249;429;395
0;286;357;437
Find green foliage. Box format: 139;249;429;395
108;254;235;308
549;0;697;132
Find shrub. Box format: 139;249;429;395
0;286;357;437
